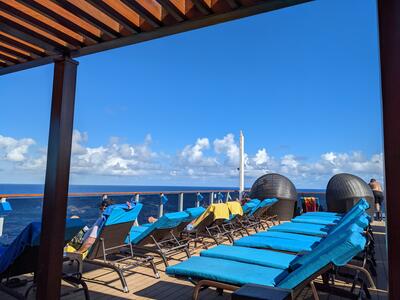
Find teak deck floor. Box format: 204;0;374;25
0;222;388;300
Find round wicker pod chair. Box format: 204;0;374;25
249;173;298;221
326;173;374;216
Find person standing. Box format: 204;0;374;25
369;179;384;221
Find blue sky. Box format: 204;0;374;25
0;0;383;188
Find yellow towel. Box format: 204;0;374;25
193;203;230;227
64;245;88;259
226;201;243;216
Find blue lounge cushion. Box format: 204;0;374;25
200;245;296;269
166;256;288;287
269;222;331;237
104;203;143;226
185;207;206;219
278;231;366;289
127;211;190;244
234;236;317;252
249;198;278;216
254;231;323;243
242;199;261;214
291;217;339;225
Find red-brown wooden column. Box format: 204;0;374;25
36;57;78;300
378;1;400;299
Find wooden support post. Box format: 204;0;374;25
378;1;400;299
36;57;78;300
178;193;184;212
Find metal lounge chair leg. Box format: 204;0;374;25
149;259;160;279
112;266;129;293
345;264;376;289
310;281;320;300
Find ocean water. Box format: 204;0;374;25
0;184;325;243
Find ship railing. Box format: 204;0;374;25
0;189;250;218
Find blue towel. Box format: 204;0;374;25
0;219;83;274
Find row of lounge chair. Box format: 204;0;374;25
0;197;279;298
166;198;376;300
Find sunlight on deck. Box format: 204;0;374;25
0;222;388;300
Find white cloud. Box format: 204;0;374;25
0;131;384;188
213;133;239;166
178;137;216;167
0;135;35;162
253;148;269;165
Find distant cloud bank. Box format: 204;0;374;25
0;131;384;188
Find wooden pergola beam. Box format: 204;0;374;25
156;0;187;22
0;32;46;57
0;1;84;47
120;0;163;28
0;23;59;54
18;0;103;44
56;0;121;39
86;0;141;34
378;0;400;299
0;45;33;61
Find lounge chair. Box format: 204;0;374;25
66;203;159;293
127;211;192;268
268;199;369;235
234;200;370;253
219;201;247;240
239;198;279;232
181;203;231;247
0;219;87;300
167;230;367;300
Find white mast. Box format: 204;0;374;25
239;130;245;200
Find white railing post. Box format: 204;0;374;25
135;194;140;202
196;193;200;207
159;194;164;218
210;192;214;205
179;193;184;211
0;198;6;237
226;192;230;202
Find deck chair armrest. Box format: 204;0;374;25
232;284;292;300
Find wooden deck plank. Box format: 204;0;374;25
0;222;388;300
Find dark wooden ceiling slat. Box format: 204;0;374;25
56;0;121;39
0;1;84;47
0;33;45;57
86;0;141;34
192;0;213;15
0;52;20;64
0;45;32;60
18;0;103;44
0;19;64;53
120;0;163;28
225;0;240;9
155;0;186;22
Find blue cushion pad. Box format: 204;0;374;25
269;222;330;237
291;217;339;225
200;245;296;269
254;231;323;243
166;256;288;287
234;236;317;252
